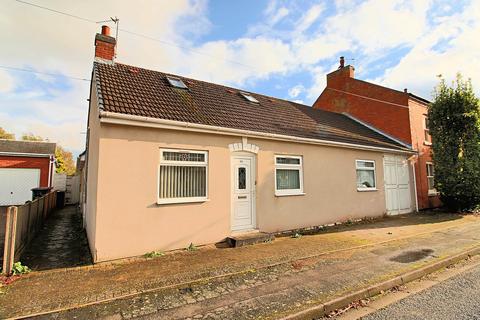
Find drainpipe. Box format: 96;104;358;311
411;158;419;212
48;155;55;188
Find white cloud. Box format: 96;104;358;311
288;84;305;98
295;4;325;33
324;0;431;53
306;65;328;101
270;7;290;25
371;0;480;98
0;0;208;154
185;37;295;87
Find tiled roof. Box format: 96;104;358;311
93;62;410;151
0;140;56;155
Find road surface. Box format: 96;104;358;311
364;263;480;320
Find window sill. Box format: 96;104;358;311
424;141;432;146
157;198;209;205
357;188;378;192
275;192;306;197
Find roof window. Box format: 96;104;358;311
240;91;259;103
167;76;188;89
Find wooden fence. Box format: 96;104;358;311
2;191;57;275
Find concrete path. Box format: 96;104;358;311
0;212;479;319
20;205;92;271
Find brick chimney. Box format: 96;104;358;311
94;25;116;63
326;56;355;87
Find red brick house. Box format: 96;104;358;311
0;140;56;205
313;57;441;210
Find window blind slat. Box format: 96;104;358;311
159;165;207;199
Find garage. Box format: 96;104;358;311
0;168;40;206
384;155;413;215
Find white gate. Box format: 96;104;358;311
384;155;412;215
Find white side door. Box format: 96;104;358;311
0;168;40;206
231;155;256;231
384;155;412;215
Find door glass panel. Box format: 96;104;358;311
238;167;246;190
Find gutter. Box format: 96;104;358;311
0;152;52;158
98;111;416;155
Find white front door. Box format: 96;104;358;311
231;155;256;231
0;168;40;206
384;155;412;215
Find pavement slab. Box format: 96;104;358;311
0;212;479;319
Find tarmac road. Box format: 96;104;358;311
364;263;480;320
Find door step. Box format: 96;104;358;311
227;232;275;247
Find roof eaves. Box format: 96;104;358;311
99;111;415;154
92;64;105;110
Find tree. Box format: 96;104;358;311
428;74;480;211
0;127;15;140
21;133;44;141
55;145;76;175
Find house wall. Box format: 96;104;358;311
0;156;51;187
312;67;442;210
85;82;101;260
408;98;442;209
88;122;408;262
313;67;412;145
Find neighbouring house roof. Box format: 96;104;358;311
93;62;412;152
0;140;56;156
408;93;431;105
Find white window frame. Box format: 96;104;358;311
166;76;188;89
274;155;304;196
157;148;208;204
356;159;377;191
426;162;437;195
240;91;259;103
424;115;432;145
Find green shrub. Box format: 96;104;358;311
429;75;480;211
186;243;197;251
144;251;164;259
12;262;30;275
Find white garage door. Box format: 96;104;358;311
384;155;412;215
0;168;40;206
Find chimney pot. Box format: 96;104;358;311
404;88;408;93
101;25;110;36
339;56;345;68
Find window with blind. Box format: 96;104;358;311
158;149;208;204
356;160;376;190
275;155;304;196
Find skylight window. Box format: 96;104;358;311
167;77;188;89
240;91;259;103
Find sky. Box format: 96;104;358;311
1;0;479;156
